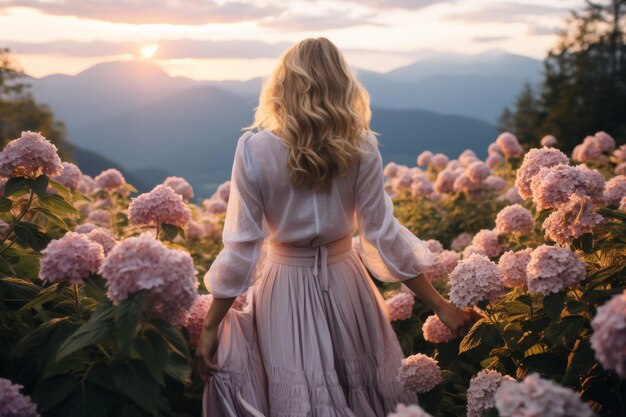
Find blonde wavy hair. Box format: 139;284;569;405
248;37;375;191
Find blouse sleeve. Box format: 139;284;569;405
355;135;436;282
203;131;267;298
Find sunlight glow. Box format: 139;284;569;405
140;44;159;59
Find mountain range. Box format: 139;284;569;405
28;49;543;198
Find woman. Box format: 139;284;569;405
196;37;478;417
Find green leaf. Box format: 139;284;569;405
164;353;192;384
564;341;596;385
4;177;29;196
31;207;70;230
110;361;160;413
19;283;60;311
0;277;40;301
160;223;182;241
122;182;138;193
0;197;13;212
114;292;146;350
13;221;51;251
459;319;496;353
48;179;72;199
543;315;586;348
133;330;168;385
31;175;50;197
522;352;566;374
56;302;114;361
154;320;190;359
38;194;79;217
32;376;78;412
543;291;565;322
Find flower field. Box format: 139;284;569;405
0;130;625;417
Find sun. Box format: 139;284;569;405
140;44;159;59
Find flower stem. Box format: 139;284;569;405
0;189;34;247
73;283;81;318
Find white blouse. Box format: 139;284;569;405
204;130;435;298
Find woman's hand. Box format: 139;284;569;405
435;301;483;338
194;324;222;382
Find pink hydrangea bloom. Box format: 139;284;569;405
0;131;62;178
425;239;444;253
616;163;626;176
494;373;594;417
501;186;524;204
78;174;96;194
515;147;569;199
397;354;443;394
540;135;558;147
526;245;586;295
620;196;626;210
129;184;192;228
594;131;616;152
86;228;117;255
386;292;415;321
185;294;213;346
384;162;401;178
203;198;228;215
467;370;514;417
613;144;626;163
425;250;459;281
40;232;104;284
431;153;449;170
422;314;454;343
459;149;479;167
417;150;433;166
186;220;206;240
410;178;433;198
451;232;473;252
387;404;433;417
543;194;603;244
577;164;606;202
75;223;98;234
462;245;482;259
434;169;459;194
215;181;231;202
52;161;82;191
471;229;501;258
498;249;532;288
94;169;126;191
0;219;10;238
163;176;194;201
590;290;626;377
495;204;535;236
99;232;198;325
467;161;491;183
449;254;505;308
87;208;111;227
495;132;524;158
484;175;506;192
0;377;39;417
486;153;504;169
488;142;503;156
604;175;626;205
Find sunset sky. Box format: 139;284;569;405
0;0;584;81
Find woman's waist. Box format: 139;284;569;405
266;234;354;267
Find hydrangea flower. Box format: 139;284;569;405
0;131;62;178
214;181;231;202
500;186;524;204
397;354;443;393
431;153;449;170
449;254;505;308
425;239;444;253
515;147;569;199
163;176;194;201
495;205;534;236
87;208;111;228
40;232;104;284
604;175;626;205
616;163;626;176
467;161;491;183
422;314;455;343
0;377;39;417
417;150;433;166
451;232;473;252
85;228;117;255
384;162;401;178
484;175;506;192
494;373;594;417
543;194;603;244
488;142;503;156
530;164;603;211
203;198;228;215
434;169;459;194
386;292;415;321
540;135;558;147
572;132;615;164
498;249;532;288
620;196;626;210
495;132;524;159
526;245;586;295
78;174;96;194
99;232;198;325
129;184;192;228
590;290;626;377
185;294;213;346
486;153;504;169
467;370;514;417
94;169;126;192
52;161;82;191
613;144;626;164
471;229;502;258
424;250;459;281
459;149;479;167
388;404;433;417
411;178;433;198
75;223;98;234
186;220;206;240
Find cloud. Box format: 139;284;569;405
445;2;571;23
0;0;283;24
527;24;561;36
355;0;449;10
473;35;510;43
3;39;293;59
259;12;383;31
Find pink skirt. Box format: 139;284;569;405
203;235;417;417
